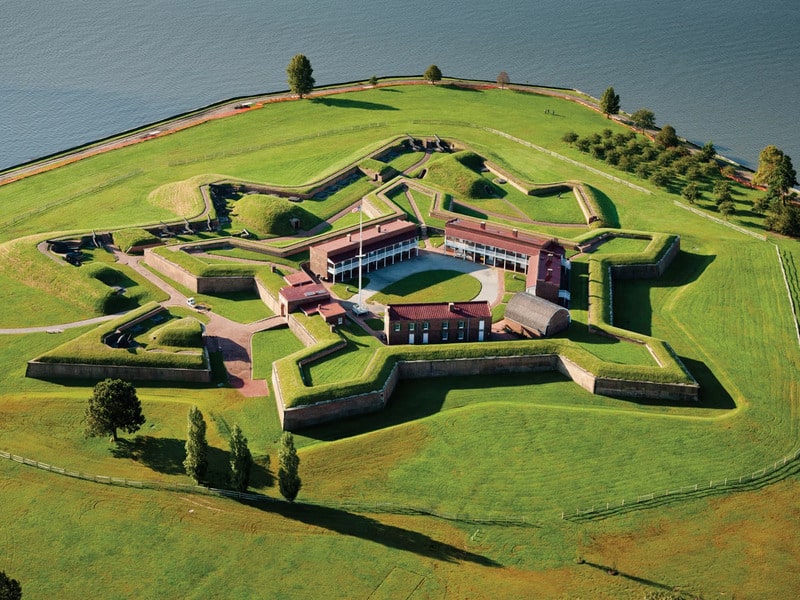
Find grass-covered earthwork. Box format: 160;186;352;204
1;81;799;599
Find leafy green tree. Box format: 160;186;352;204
496;71;510;88
719;200;735;219
423;64;442;84
84;379;145;443
654;124;679;149
368;75;378;86
700;140;716;162
184;405;209;485
229;424;252;492
0;571;22;600
630;108;655;130
681;181;701;204
278;432;301;503
286;54;315;98
599;86;620;116
714;180;732;206
753;145;785;187
765;200;800;236
562;131;579;144
649;169;670;188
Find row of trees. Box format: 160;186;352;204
83;379;301;502
287;54;445;98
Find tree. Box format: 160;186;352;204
654;124;679;149
423;64;442;85
699;140;716;162
0;571;22;600
714;180;732;206
599;86;620;116
84;379;144;442
278;431;301;503
184;405;209;485
368;75;378;86
681;181;701;204
496;71;510;89
630;108;655;130
286;54;315;99
719;199;735;219
229;424;252;493
562;131;579;144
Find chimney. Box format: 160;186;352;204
347;233;352;242
376;225;381;233
512;229;518;238
480;221;486;230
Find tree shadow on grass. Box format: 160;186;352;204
111;436;274;488
581;561;678;593
241;500;501;567
312;97;398;111
300;372;568;442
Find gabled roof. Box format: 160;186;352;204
387;301;491;321
445;218;560;256
313;220;418;261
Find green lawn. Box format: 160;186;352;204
251;326;305;380
303;323;383;385
1;81;799;600
369;270;482;305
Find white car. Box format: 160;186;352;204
186;297;196;306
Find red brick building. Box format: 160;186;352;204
384;301;491;345
278;271;330;316
309;220;419;283
444;218;571;306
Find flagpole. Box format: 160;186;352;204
357;200;364;312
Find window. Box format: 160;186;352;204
409;323;415;331
458;320;465;329
442;321;449;330
423;321;429;331
393;323;401;332
458;330;465;340
442;331;449;341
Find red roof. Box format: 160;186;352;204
279;282;330;303
318;301;347;319
387;301;491;321
284;271;314;287
313;220;418;261
445;218;560;256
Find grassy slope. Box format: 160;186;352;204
1;84;799;598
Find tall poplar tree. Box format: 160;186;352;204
599;86;620;116
286;54;315;98
184;405;209;484
278;432;301;503
229;424;252;493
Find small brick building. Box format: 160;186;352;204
310;220;419;283
384;301;492;345
278;271;330;316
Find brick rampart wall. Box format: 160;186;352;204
26;355;212;384
275;352;699;430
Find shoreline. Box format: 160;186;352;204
0;77;756;189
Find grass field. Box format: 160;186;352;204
369;269;482;304
1;82;799;599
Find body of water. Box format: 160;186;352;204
1;0;798;170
